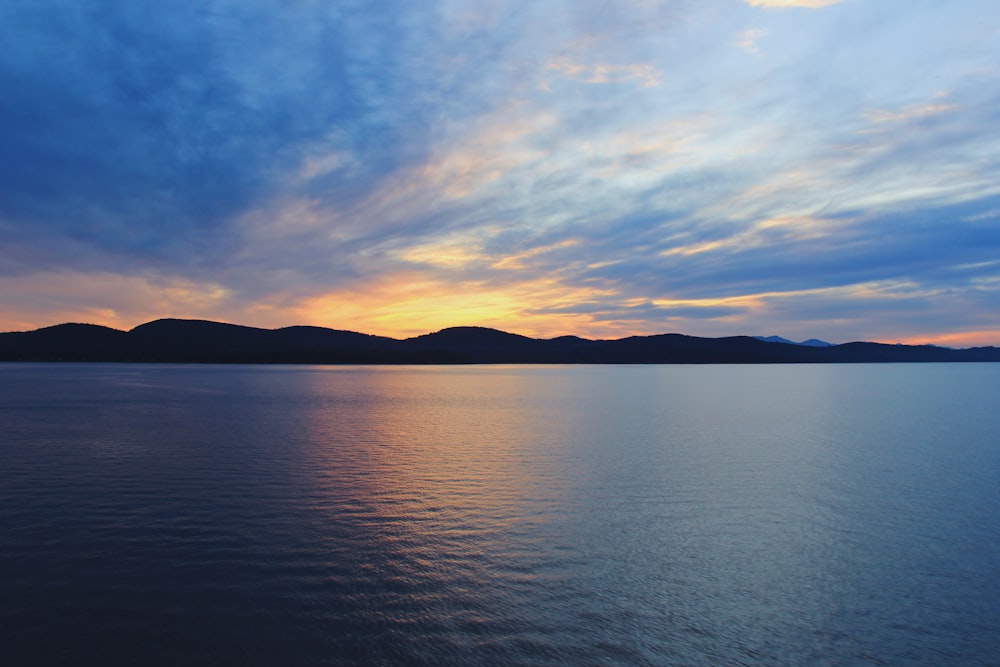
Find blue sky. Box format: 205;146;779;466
2;0;1000;344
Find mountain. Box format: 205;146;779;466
0;323;134;361
2;318;999;364
754;335;833;347
798;338;834;347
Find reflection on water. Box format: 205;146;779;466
1;363;999;665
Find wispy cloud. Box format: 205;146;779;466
743;0;846;8
864;94;960;124
734;27;767;53
545;56;661;87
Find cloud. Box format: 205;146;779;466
0;270;235;332
0;2;364;260
743;0;846;8
864;98;960;125
734;27;767;53
288;272;621;339
2;1;1000;347
544;56;661;87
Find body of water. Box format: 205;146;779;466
1;363;998;665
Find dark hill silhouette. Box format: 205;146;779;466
587;334;809;364
1;318;999;363
404;326;544;362
122;318;411;363
408;326;535;346
272;325;397;349
0;323;134;361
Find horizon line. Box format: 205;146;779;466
8;316;1000;351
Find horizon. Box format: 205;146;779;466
2;2;1000;347
11;315;1000;349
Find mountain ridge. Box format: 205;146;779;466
754;335;834;347
1;318;998;363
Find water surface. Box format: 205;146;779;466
1;363;998;665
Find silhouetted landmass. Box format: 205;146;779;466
2;318;999;363
754;335;833;347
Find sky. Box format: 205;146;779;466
2;0;1000;345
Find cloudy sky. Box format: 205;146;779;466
2;0;999;344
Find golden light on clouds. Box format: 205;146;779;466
291;273;619;339
397;240;485;270
660;216;833;257
414;107;555;200
864;101;960;125
3;266;996;351
490;239;581;270
545;57;661;88
0;271;235;333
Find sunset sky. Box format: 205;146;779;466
2;0;1000;345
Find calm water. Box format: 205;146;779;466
1;363;999;666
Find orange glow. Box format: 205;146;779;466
3;270;997;349
887;330;1000;349
0;271;237;333
290;272;623;339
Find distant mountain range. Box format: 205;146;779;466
2;318;998;364
753;335;833;347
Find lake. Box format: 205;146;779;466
1;363;998;665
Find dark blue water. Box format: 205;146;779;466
1;363;998;665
